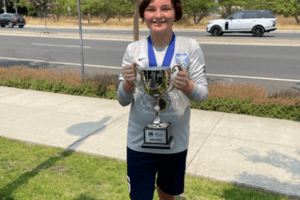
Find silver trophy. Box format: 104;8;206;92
134;65;182;149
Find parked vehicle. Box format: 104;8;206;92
0;13;26;28
206;10;277;37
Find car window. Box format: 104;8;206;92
244;11;258;19
258;11;276;18
3;14;11;18
230;12;244;19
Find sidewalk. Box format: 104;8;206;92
0;86;299;198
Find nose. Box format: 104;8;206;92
154;9;163;18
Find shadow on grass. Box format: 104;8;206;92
0;150;73;200
175;196;187;200
221;147;300;199
73;194;97;200
0;116;112;199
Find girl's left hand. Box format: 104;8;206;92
172;68;194;95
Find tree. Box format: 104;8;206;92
244;0;274;10
81;0;131;24
270;0;300;24
183;0;214;24
81;0;94;23
217;0;247;18
28;0;59;32
50;0;70;22
114;0;134;21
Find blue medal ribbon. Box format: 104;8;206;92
147;33;176;67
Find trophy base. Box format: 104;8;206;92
142;136;174;149
142;123;173;149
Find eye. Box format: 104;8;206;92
161;6;172;11
146;7;155;12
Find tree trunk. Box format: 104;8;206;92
295;13;300;24
57;10;60;22
133;0;139;41
52;10;56;22
196;11;210;24
44;11;48;33
88;11;91;24
118;12;121;21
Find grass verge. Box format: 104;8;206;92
24;15;300;30
0;66;299;121
0;137;297;200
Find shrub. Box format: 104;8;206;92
1;66;299;121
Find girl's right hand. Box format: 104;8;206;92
122;62;137;86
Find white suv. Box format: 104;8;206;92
206;10;277;37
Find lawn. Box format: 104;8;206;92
0;137;296;200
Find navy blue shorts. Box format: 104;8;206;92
127;147;188;200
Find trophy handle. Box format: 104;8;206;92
132;65;146;93
167;64;184;93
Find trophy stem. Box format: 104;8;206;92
147;97;169;129
153;97;161;125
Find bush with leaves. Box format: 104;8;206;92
28;0;59;31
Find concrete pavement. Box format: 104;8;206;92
0;86;299;198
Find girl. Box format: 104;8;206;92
118;0;208;199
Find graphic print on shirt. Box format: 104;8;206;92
139;92;182;116
175;52;189;66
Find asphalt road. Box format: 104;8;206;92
2;26;300;39
0;34;299;94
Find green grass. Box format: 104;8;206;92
0;137;296;200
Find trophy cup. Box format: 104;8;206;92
134;65;182;149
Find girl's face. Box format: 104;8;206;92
144;0;175;34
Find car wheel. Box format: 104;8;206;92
19;25;24;28
211;26;223;36
252;26;264;37
8;22;14;28
1;25;5;28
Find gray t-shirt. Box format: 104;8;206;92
117;36;208;154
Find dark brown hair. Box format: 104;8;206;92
139;0;182;22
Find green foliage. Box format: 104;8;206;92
183;0;215;24
27;0;59;14
81;0;133;23
269;0;300;18
191;98;300;121
0;77;299;121
0;77;117;99
50;0;77;21
16;0;300;24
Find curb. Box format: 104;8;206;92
1;29;300;46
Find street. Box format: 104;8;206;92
0;29;299;94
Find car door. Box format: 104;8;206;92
227;11;244;30
0;14;4;25
241;11;258;31
3;14;11;25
